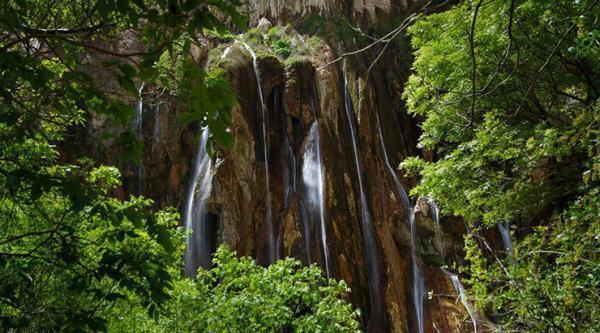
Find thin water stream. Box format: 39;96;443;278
409;205;426;333
183;128;214;276
448;272;478;333
497;222;514;255
133;83;145;194
375;109;425;333
301;121;331;277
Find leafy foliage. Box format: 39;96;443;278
0;0;244;330
240;25;311;64
464;190;600;332
0;163;182;331
1;0;245;159
108;247;362;333
403;0;599;331
155;46;237;148
266;26;293;58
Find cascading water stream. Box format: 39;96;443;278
298;200;312;264
375;110;425;333
301;121;331;278
242;42;276;264
429;199;440;225
447;272;478;333
497;222;514;256
183;128;214;276
133;83;145;194
221;46;232;59
298;127;312;266
134;83;144;140
342;71;383;332
374;110;412;214
409;204;426;333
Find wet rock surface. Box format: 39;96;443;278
69;1;495;331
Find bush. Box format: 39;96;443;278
108;247;362;333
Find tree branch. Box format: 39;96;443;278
468;0;484;126
21;22;113;37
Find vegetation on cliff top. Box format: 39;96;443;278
403;0;599;331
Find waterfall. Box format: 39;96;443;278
374;110;412;216
298;201;312;264
301;121;331;277
134;83;144;140
497;222;513;255
342;72;383;331
375;110;425;333
429;199;440;225
221;46;232;59
409;206;426;333
242;42;276;264
133;83;145;194
183;128;214;276
448;272;478;333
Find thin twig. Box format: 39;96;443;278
468;0;484;126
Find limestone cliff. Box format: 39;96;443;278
74;1;494;332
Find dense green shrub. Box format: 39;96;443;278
403;0;599;331
109;247;361;333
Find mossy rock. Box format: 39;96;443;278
284;56;312;70
214;45;250;73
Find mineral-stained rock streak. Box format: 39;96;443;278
242;42;276;264
342;71;383;332
375;109;425;333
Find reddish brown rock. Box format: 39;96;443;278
67;1;494;331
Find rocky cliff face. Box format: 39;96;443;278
242;0;425;26
75;1;494;332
